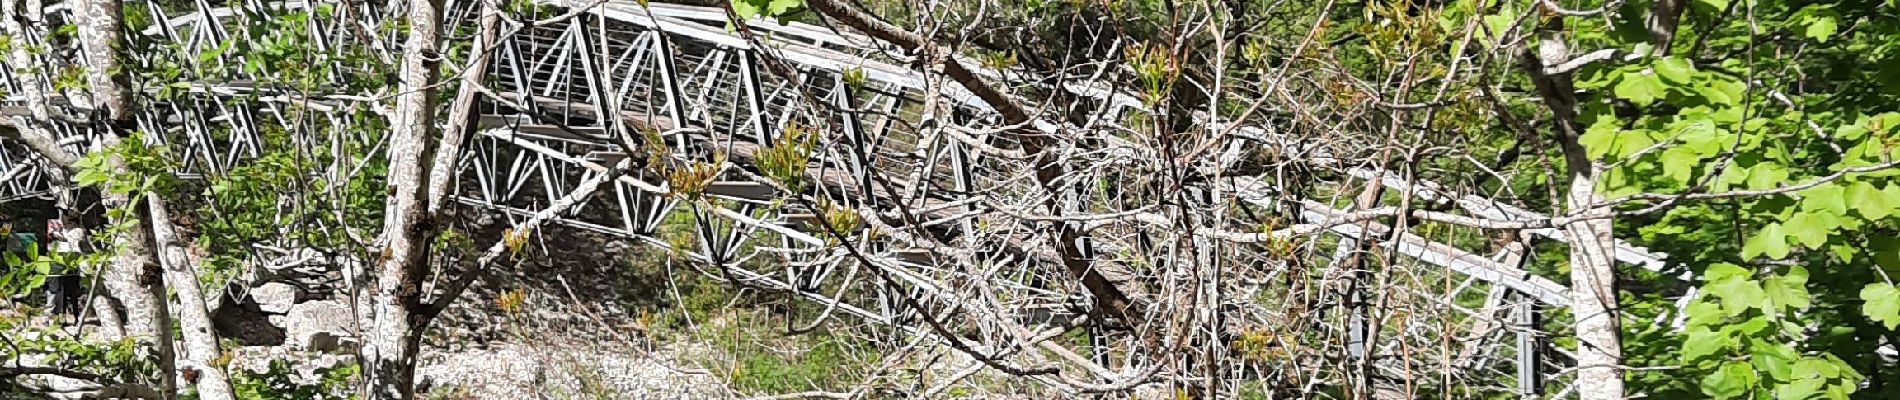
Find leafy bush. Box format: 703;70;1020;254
229;359;360;400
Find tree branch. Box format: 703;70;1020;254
803;0;1148;327
0;121;81;171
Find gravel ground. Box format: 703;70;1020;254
415;343;728;399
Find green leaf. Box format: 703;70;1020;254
1793;358;1842;379
1742;223;1791;260
1843;138;1888;166
1697;78;1747;106
1763;267;1812;311
1481;8;1519;43
1846;181;1897;220
74;169;107;188
1707;264;1769;315
1861;283;1900;329
1655;57;1695;84
1776;376;1824;400
1580;118;1623;160
1701;361;1757;399
1830;243;1858;263
1682;326;1729;360
1837;124;1871;142
1872;112;1900;137
1745;162;1788;191
1799;183;1849;216
23;273;43;291
1750;341;1798;381
1685;299;1725;327
1801;11;1840;43
1614;70;1667;106
731;0;761;19
1782;212;1835;249
764;0;802;15
1676;119;1725;155
1883;184;1900;216
1706;262;1750;281
1661;146;1702;181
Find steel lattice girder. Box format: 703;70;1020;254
0;1;1685;389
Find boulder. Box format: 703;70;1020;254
284;300;355;353
251;282;298;314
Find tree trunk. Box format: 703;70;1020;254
1562;163;1623;400
74;0;133;123
99;188;176;398
146;194;235;400
1522;14;1626;400
358;0;446;396
76;0;178;395
427;0;500;215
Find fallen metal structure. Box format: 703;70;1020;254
0;0;1688;395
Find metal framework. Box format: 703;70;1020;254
0;0;1688;395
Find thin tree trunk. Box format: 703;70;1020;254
146;194;235;400
1336;179;1386;400
359;0;446;395
427;0;500;215
1562;158;1623;400
1647;0;1686;56
1521;14;1625;400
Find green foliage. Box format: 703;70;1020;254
1860;283;1899;329
230;359;360;400
1436;0;1900;397
756;123;816;192
1674;264;1862;399
1;235;50;297
72;131;179;197
840;67;867;92
1125;42;1176;106
814;199;862;246
726;333;865;394
0;315;154;389
730;0;806;22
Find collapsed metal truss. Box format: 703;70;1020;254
0;0;1687;395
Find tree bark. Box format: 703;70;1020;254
1521;14;1625;400
426;0;501;216
74;0;133;123
146;194;235;400
75;0;178;396
1647;0;1686;56
98;188;176;398
358;0;446;396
